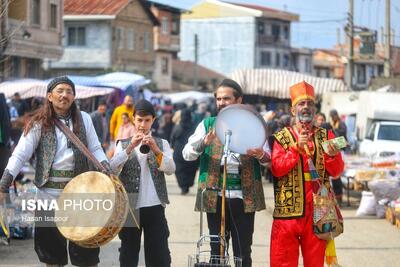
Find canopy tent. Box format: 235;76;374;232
162;91;213;104
66;72;151;91
0;79;114;99
230;69;349;99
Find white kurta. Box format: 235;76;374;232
182;119;270;199
110;137;175;209
5;111;108;199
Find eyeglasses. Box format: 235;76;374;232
54;88;74;95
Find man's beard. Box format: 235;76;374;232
217;104;227;112
297;108;314;124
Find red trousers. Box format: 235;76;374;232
270;183;326;267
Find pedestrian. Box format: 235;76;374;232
315;112;326;128
192;101;210;127
182;79;269;267
327;109;347;205
0;94;12;179
269;81;344;267
329;109;347;139
91;100;110;151
11;92;29;117
0;76;109;267
109;95;135;142
115;112;136;141
110;99;175;267
170;108;198;195
157;111;174;142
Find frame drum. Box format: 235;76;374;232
215;104;267;154
55;171;129;248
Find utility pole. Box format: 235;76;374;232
348;0;354;89
384;0;391;77
193;34;198;91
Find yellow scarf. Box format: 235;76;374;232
326;239;341;267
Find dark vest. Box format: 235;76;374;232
119;137;169;207
34;112;90;188
272;127;331;219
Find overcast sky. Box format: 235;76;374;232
152;0;400;49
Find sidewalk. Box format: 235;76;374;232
1;173;400;266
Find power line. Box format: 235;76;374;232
183;18;346;24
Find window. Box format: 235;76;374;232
32;0;41;25
171;16;180;35
161;57;169;75
272;24;280;40
283;54;289;67
161;17;169;34
27;58;39;77
377;125;400;141
366;123;376;140
127;29;135;50
50;4;57;29
325;71;330;78
260;51;271;66
283;25;289;39
305;58;311;73
144;32;150;53
67;26;86;46
116;27;124;49
357;64;366;84
257;21;264;34
275;53;280;67
11;57;21;78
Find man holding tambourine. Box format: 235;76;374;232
183;79;270;267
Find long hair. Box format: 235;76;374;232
24;99;81;136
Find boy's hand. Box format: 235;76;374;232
142;136;162;155
126;132;145;154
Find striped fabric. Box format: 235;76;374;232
230;69;349;99
0;79;115;99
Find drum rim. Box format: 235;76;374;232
55;172;129;243
215;104;268;153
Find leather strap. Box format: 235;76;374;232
54;118;107;174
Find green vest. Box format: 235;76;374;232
195;117;266;213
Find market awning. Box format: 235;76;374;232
230;69;349;99
163;91;213;104
67;72;150;91
0;79;115;99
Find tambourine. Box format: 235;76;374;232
215;104;267;154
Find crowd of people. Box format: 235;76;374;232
0;76;347;267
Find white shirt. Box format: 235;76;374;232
182;119;270;199
110;138;175;209
6;111;108;199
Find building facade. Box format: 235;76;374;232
180;0;300;76
0;0;63;80
49;0;158;78
148;1;182;91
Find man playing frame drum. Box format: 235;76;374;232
270;81;344;267
110;99;175;267
183;79;270;267
0;76;109;267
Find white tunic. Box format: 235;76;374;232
5;111;108;199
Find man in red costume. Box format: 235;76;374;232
269;81;344;267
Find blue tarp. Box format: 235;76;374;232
65;72;150;91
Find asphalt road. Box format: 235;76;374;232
1;173;400;267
